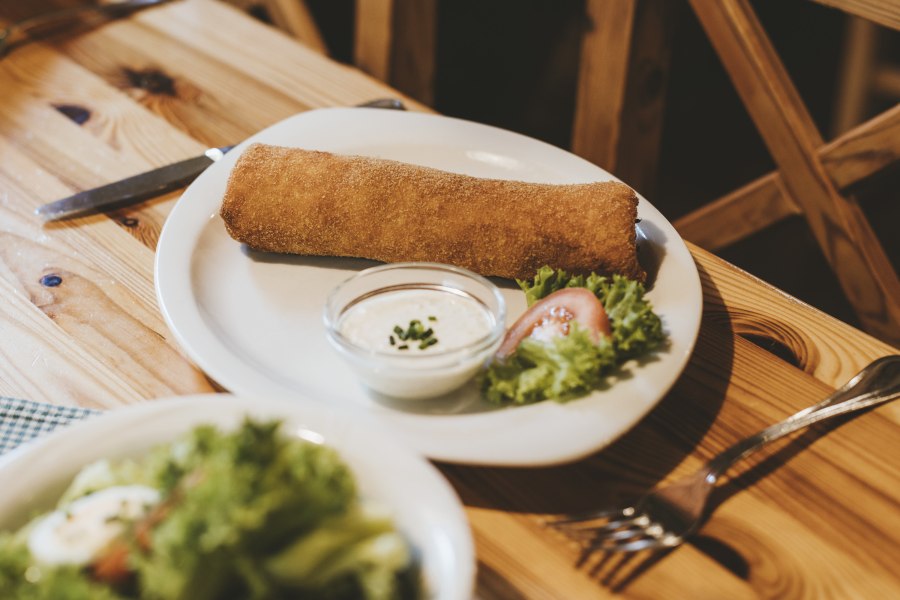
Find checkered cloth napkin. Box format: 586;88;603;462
0;397;99;456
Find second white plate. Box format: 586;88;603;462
0;394;474;600
155;108;702;466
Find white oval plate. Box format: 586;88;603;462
155;108;702;466
0;394;474;600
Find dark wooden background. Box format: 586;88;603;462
303;0;900;335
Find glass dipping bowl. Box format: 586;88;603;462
324;263;507;399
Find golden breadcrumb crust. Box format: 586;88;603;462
220;143;645;281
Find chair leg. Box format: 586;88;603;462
354;0;394;82
261;0;328;54
831;17;877;136
572;0;675;198
354;0;436;105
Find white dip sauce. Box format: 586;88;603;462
332;286;501;399
338;288;494;354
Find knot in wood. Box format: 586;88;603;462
123;68;177;96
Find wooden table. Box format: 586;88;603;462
1;1;898;597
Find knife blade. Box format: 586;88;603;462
35;146;232;222
35;98;408;221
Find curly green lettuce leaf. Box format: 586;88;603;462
482;326;617;405
0;534;124;600
516;266;607;307
598;275;665;360
132;420;358;600
517;267;665;359
0;420;419;600
266;504;419;600
484;267;666;405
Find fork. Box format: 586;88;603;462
0;0;171;58
552;354;900;553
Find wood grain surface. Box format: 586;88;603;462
1;1;898;598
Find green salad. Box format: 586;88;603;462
482;266;666;405
0;420;420;600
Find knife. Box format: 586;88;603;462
35;98;407;221
35;146;232;221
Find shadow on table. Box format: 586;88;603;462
474;560;530;600
598;407;876;593
437;259;739;593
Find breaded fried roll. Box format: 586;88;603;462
220;143;645;281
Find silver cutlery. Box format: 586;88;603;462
35;98;407;221
0;0;172;58
552;354;900;553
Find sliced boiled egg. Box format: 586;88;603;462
27;485;160;566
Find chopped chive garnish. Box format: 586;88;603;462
391;317;439;350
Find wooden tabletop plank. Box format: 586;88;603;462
0;43;204;247
0;67;215;404
0;146;214;403
0;102;167;302
58;24;303;148
0;43;203;164
0;277;147;407
690;245;898;388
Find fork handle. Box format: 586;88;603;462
705;355;900;481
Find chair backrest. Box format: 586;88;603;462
353;0;673;198
354;0;436;106
570;0;676;199
355;0;900;343
225;0;327;54
674;0;900;345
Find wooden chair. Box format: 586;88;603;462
356;0;900;343
354;0;437;106
673;0;900;344
570;0;676;198
353;0;674;198
832;15;900;136
225;0;327;54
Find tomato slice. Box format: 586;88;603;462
496;288;610;359
92;540;132;584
